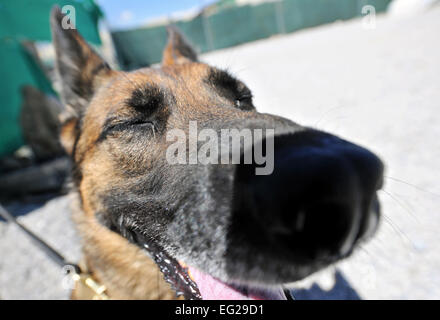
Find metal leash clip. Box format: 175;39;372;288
70;271;109;300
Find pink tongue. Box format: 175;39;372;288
188;267;286;300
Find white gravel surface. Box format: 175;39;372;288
1;6;439;299
0;196;80;299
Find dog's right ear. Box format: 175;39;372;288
50;6;113;155
162;26;198;66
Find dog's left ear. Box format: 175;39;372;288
162;26;198;66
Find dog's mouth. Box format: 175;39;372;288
130;231;287;300
185;266;288;300
140;236;202;300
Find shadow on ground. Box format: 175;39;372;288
291;270;361;300
0;193;59;220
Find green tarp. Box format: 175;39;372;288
0;0;102;157
112;0;392;70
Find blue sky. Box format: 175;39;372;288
96;0;217;30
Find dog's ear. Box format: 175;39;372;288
50;6;113;116
50;6;113;155
162;26;198;66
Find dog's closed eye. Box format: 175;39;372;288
94;85;170;142
97;117;156;142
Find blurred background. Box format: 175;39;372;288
0;0;439;299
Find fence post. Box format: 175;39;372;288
275;0;286;34
202;10;215;51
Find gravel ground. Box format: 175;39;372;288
1;7;439;299
0;196;80;299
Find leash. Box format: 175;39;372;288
1;204;295;300
0;203;109;299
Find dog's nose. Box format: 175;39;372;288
233;130;384;261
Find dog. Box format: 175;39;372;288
50;6;384;300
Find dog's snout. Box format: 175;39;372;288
233;130;384;261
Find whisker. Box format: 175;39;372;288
382;213;413;247
385;175;440;198
380;189;419;222
318;116;349;131
363;236;389;258
358;245;373;259
314;106;348;127
366;239;386;256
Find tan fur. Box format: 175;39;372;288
59;118;78;156
69;194;179;300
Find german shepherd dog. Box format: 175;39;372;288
50;6;384;299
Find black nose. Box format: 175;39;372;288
233;130;384;261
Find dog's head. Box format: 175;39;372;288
51;7;384;299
